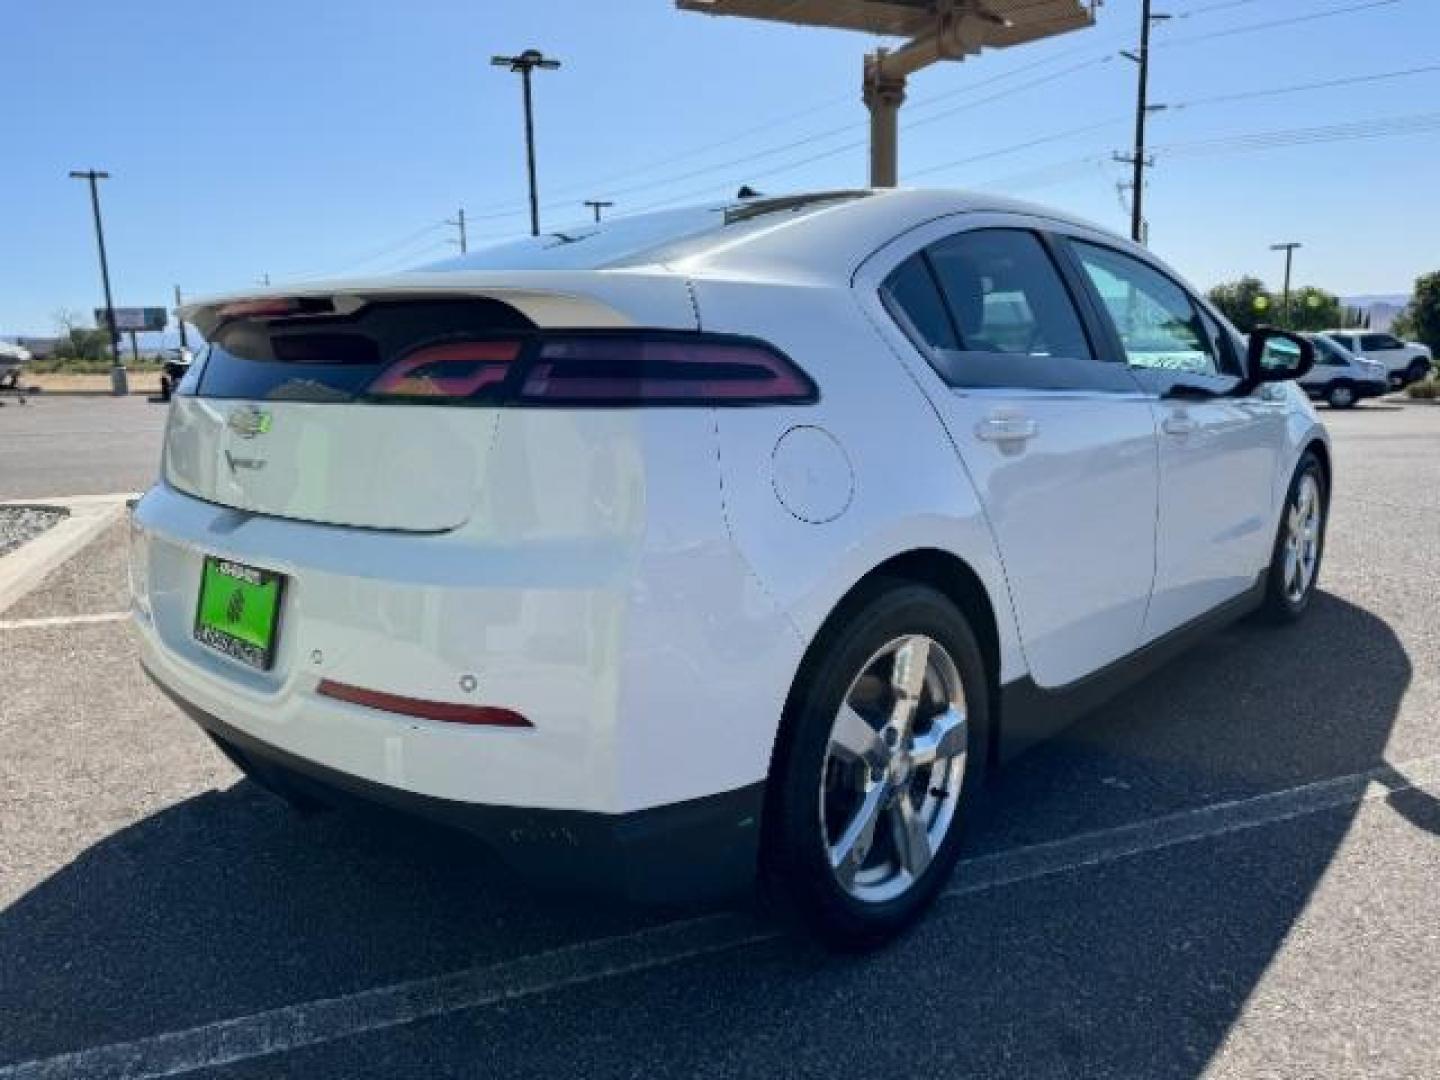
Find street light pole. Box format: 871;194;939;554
174;285;189;351
1271;242;1302;328
68;169;126;394
492;49;561;237
583;199;614;223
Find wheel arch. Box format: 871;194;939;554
765;548;1005;816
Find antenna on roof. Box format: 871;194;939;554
736;185;763;199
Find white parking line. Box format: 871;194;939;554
3;754;1437;1080
0;611;129;631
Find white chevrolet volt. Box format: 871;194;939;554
132;190;1328;947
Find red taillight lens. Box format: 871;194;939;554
367;340;520;399
356;332;814;408
518;334;816;405
317;679;531;728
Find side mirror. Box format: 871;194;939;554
1243;326;1316;393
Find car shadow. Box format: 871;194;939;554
0;592;1416;1076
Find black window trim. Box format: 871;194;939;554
878;226;1144;394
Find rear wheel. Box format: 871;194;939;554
763;584;990;949
1258;453;1327;623
1326;382;1356;409
1406;359;1432;386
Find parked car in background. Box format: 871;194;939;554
158;347;193;402
1323;330;1433;388
0;340;31;391
1297;333;1389;408
130;189;1328;947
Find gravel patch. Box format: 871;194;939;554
0;505;69;558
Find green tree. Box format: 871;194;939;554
1286;287;1341;332
1207;276;1274;333
50;309;110;362
1403;271;1440;356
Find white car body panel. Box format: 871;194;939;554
131;188;1330;899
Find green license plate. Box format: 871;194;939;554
193;557;285;670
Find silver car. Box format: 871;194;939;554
1297;333;1388;408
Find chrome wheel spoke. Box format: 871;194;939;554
830;704;887;769
830;782;887;888
887;636;930;738
910;706;967;767
889;793;932;878
822;631;967;904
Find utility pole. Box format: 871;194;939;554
1116;1;1171;244
491;49;561;237
446;208;468;252
68;169;126;394
583;199;614;223
174;285;189;351
1271;242;1302;328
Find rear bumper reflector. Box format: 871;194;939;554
316;679;532;728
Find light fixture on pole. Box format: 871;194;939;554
583;199;614;223
491;49;561;237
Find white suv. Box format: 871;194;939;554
1324;329;1433;388
131;190;1328;946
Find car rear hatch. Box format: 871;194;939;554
167;273;701;532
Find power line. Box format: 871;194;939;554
1171;62;1440;110
1158;0;1403;48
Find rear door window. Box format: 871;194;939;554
924;230;1093;360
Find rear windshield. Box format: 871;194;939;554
420;193;869;272
189;299;535;402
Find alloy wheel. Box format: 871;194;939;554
1282;474;1322;603
819;635;967;904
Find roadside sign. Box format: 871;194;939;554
95;307;168;332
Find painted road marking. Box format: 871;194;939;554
2;754;1437;1080
0;611;129;631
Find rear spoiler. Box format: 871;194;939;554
177;272;648;338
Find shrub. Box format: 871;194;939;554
1406;378;1439;400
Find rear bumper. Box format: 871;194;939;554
145;665;763;904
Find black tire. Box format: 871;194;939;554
1257;452;1327;623
762;582;991;950
1326;382;1356;409
1406;359;1431;387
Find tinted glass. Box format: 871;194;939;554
1197;306;1242;376
882;255;958;350
1312;336;1350;366
925;230;1092;359
196;299;535;402
1073;243;1218;376
1361;333;1401;351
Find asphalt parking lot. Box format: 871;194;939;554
2;399;1438;1079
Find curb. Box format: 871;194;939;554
0;493;137;617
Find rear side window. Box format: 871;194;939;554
883;255;959;350
1361;333;1401;351
925;230;1093;360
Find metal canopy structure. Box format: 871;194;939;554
676;0;1096;186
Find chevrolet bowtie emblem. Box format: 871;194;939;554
228;407;272;439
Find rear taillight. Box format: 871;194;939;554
361;332;815;407
367;340;521;399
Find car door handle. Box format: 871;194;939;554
975;415;1039;443
1162;413;1198;437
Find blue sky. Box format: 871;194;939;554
4;0;1438;336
